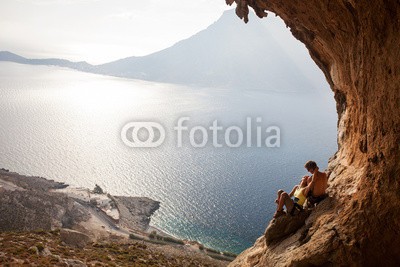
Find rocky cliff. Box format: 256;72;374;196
0;170;159;233
0;171;89;231
227;1;400;266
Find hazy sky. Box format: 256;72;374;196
0;0;232;64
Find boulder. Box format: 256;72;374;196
60;229;91;248
264;210;311;246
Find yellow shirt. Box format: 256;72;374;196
293;187;307;206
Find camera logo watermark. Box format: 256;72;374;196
121;122;165;148
121;117;280;148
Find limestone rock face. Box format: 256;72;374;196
264;210;311;246
114;196;160;231
227;1;400;266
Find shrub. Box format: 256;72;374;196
35;242;45;253
162;236;184;245
146;239;165;245
148;232;156;239
129;234;143;241
222;251;237;258
28;246;38;254
205;248;220;254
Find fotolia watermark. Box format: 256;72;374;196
121;117;280;148
121;122;166;148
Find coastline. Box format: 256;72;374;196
0;168;165;236
0;168;236;263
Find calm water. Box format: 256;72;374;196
0;62;337;253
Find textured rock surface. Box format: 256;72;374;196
60;228;91;248
0;171;90;231
114;196;160;231
227;1;400;266
264;209;311;246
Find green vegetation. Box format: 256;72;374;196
146;239;167;245
205;248;220;254
222;251;237;258
129;233;144;241
148;231;157;239
162;236;185;245
28;246;38;254
35;242;45;253
147;232;185;245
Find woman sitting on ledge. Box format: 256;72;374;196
273;175;312;218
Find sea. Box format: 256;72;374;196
0;62;337;254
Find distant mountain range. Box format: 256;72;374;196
0;10;326;92
0;50;93;72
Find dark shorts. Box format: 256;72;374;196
307;194;327;206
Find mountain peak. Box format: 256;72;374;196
97;10;325;92
0;11;326;93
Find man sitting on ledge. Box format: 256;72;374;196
304;160;328;207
